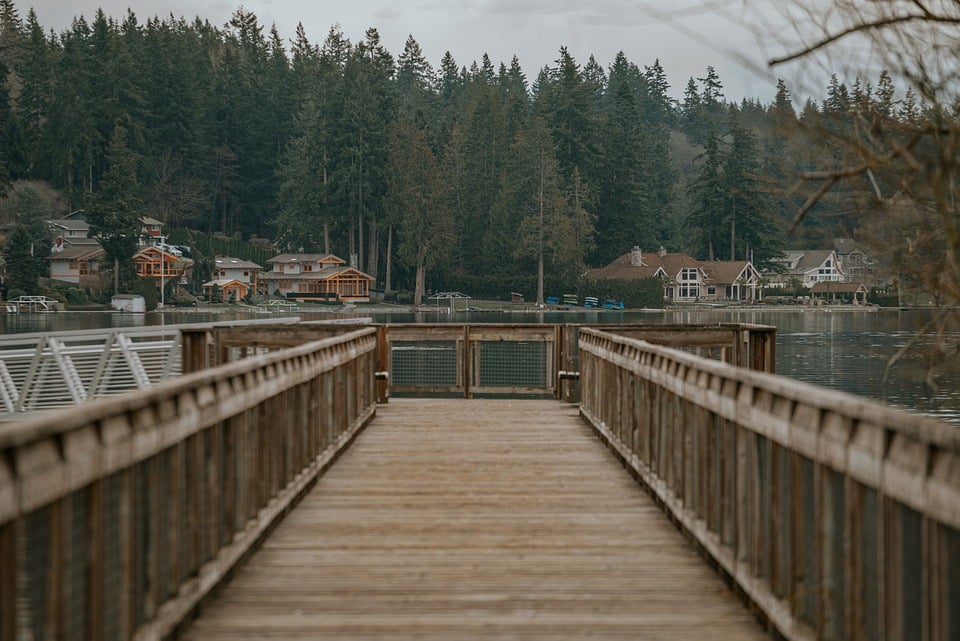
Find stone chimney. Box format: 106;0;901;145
630;246;643;266
658;245;667;257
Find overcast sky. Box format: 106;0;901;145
21;0;805;101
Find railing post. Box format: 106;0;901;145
561;324;580;403
749;328;776;374
0;522;14;641
377;326;390;403
181;328;212;373
463;325;472;399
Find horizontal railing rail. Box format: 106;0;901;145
557;322;777;402
592;322;776;372
183;322;776;402
0;327;378;641
578;327;960;641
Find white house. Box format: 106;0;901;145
701;261;762;302
46;243;104;286
213;256;263;287
768;250;846;288
48;217;91;244
201;256;264;303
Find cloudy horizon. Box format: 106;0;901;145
20;1;846;102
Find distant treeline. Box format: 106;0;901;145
0;2;927;298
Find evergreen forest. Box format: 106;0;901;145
0;2;938;301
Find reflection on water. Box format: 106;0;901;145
657;309;960;424
3;307;958;423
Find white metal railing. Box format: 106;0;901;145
0;317;303;418
0;329;181;416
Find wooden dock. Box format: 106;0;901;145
179;399;766;640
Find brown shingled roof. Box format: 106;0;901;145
702;261;752;284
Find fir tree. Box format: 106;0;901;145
88;125;141;291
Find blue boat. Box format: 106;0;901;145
602;299;624;310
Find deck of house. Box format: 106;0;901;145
4;321;959;641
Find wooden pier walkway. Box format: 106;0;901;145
179;399;766;640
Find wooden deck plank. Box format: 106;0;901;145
179;399;767;640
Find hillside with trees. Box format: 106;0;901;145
0;1;944;301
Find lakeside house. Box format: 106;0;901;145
201;256;264;303
46;243;105;287
47;212;104;288
586;247;761;303
811;281;870;305
48;215;91;244
701;260;762;302
133;245;194;293
767;249;846;288
259;253;374;302
139;216;163;242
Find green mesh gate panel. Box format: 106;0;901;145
474;341;547;389
391;341;458;387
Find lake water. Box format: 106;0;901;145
3;306;958;423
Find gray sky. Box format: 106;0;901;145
22;0;794;100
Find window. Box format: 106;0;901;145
677;268;700;299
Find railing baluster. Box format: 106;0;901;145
578;327;960;641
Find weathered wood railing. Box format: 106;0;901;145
182;322;777;402
0;328;377;641
579;328;960;641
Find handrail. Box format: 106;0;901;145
1;327;378;641
578;327;960;641
181;322;777;403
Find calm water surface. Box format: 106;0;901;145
3;307;958;423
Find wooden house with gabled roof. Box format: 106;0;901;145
46;243;105;287
811;281;869;305
259;253;374;303
201;278;253;303
586;247;708;302
586;247;761;303
768;249;846;288
701;260;762;302
201;256;264;303
133;245;193;292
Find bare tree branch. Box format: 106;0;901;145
769;12;960;66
